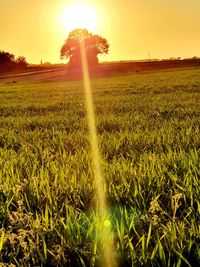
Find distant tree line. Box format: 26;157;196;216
0;51;28;72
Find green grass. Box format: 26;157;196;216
0;68;200;266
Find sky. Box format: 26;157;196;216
1;0;200;64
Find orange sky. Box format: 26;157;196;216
1;0;200;64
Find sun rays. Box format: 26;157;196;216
80;40;117;267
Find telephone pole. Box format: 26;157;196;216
148;52;151;62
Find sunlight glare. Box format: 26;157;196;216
80;40;117;267
61;3;97;32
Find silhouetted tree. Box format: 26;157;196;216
15;56;28;69
60;29;109;67
0;51;28;72
0;51;15;70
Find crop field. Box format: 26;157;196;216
0;67;200;266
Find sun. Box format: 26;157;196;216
61;3;97;32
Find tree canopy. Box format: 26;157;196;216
0;51;27;72
60;29;109;67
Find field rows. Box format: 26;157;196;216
0;68;200;266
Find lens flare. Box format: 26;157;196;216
104;219;112;228
80;40;117;267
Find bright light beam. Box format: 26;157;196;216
80;41;117;267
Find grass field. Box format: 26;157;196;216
0;67;200;266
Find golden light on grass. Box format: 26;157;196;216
61;3;97;32
80;40;117;267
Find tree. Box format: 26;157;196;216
0;51;28;72
15;56;28;69
0;51;15;70
60;28;109;67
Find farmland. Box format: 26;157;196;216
0;67;200;266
